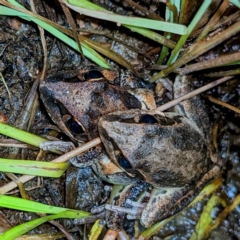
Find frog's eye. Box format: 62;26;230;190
83;70;104;81
118;154;132;169
139;114;158;124
67;118;84;135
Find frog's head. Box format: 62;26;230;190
39;68;151;143
39;73;92;143
39;67;114;142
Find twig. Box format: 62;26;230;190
179;51;240;75
102;229;120;240
0;139;37;149
156;76;233;111
196;0;229;41
204;68;240;78
59;0;84;58
0;72;11;100
123;0;164;21
203;94;240;114
0;138;101;194
30;0;47;80
150;20;240;81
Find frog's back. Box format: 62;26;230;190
174;75;211;144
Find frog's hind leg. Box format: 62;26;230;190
140;166;220;228
140;186;191;228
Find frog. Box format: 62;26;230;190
39;67;220;230
94;75;220;229
39;65;155;167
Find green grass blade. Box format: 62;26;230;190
0;194;91;239
157;0;177;64
0;210;90;240
0;123;46;147
230;0;240;8
127;26;176;49
167;0;212;64
0;158;69;177
190;195;226;240
89;219;104;240
0;194;90;215
1;4;110;68
0;214;59;240
0;122;63;154
66;0;182;48
65;0;187;34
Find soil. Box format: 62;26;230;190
0;0;240;239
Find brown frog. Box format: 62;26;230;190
40;66;155;141
40;68;219;229
96;75;220;228
40;65;155;167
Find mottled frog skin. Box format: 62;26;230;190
97;76;218;228
40;67;219;229
40;67;155;142
40;66;155;168
98;109;210;188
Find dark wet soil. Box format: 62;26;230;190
0;0;240;239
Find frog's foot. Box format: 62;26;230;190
141;166;221;228
91;199;146;222
40;141;75;153
94;203;145;231
105;200;146;220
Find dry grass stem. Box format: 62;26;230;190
156;76;233;112
204;94;240;114
179;51;240;75
0;138;101;194
0;72;11;100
